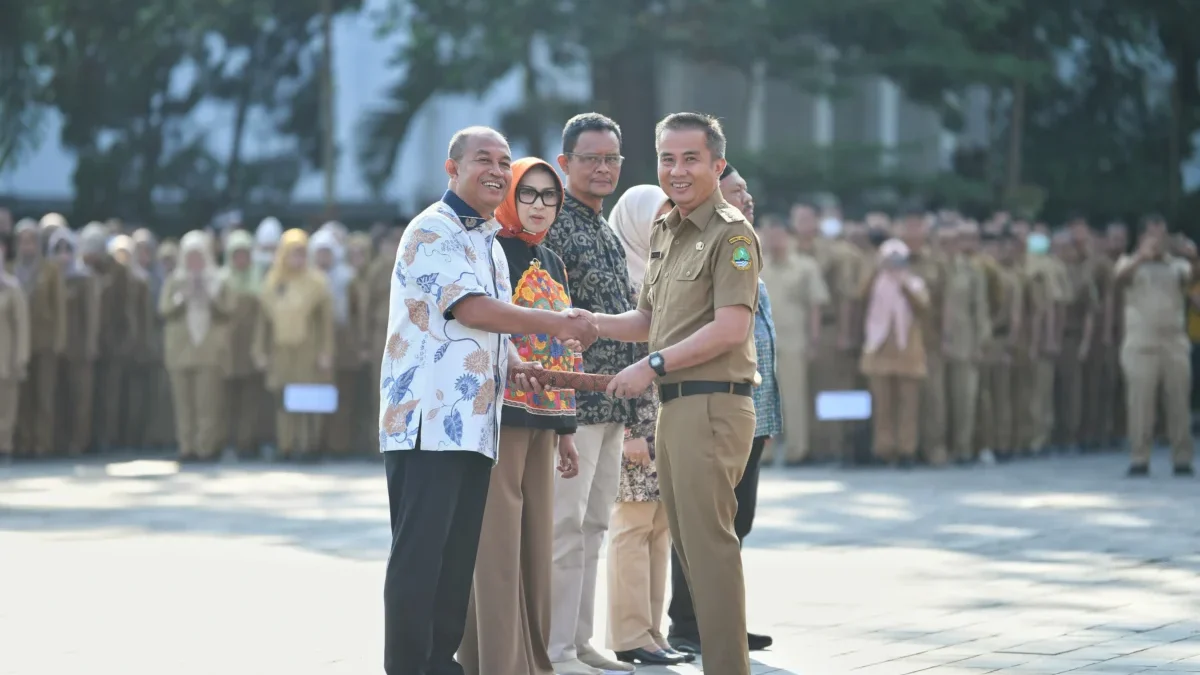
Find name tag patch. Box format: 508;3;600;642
650;251;662;259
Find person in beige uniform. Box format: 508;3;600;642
895;209;948;464
792;203;855;462
221;230;266;459
976;230;1023;460
759;221;828;465
11;219;65;457
0;240;30;463
161;231;232;462
108;234;154;450
942;221;991;463
310;227;364;457
1115;217;1196;476
1026;232;1065;453
588;113;761;675
253;228;335;461
1053;231;1098;451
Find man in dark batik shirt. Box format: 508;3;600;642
542;113;648;675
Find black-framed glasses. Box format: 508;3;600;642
567;153;624;169
516;187;561;207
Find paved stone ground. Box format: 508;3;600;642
2;450;1199;675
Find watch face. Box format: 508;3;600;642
650;354;663;367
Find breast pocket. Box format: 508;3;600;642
674;253;708;281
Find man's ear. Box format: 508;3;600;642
714;157;727;178
556;154;569;173
445;158;458;183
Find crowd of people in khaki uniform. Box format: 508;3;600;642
758;206;1197;477
0;207;403;464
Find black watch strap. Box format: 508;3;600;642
648;351;667;377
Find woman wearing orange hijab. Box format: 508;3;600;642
459;157;582;675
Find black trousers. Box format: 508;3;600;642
383;448;492;675
667;434;766;639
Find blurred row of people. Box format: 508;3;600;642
759;207;1195;475
0;211;405;463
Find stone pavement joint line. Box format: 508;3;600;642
1;451;1198;674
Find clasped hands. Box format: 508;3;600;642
556;308;599;351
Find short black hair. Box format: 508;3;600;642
448;126;506;161
562;113;622;154
720;163;737;180
654;112;726;160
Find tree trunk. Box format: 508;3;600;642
319;0;336;216
224;41;259;205
590;45;659;193
1004;77;1026;205
522;41;545;160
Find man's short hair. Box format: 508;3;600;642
447;126;506;161
562;113;622;154
720;163;737;180
654;112;726;160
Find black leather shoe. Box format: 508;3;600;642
748;632;774;651
661;647;695;663
1127;464;1150;477
615;648;689;666
669;635;702;655
1174;464;1194;477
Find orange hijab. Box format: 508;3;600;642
495;157;564;246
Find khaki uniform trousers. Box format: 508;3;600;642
655;392;755;675
168;367;224;459
321;369;361;456
460;427;557;675
226;374;266;454
868;375;921;461
57;359;94;456
1030;358;1056;451
17;355;57;457
945;360;980;462
276;407;324;458
811;330;851;461
0;380;19;454
1054;337;1085;447
978;362;1015;451
920;352;948;464
1121;343;1194;468
93;359;126;450
775;347;811;463
123;365;152;449
606;501;670;653
1081;343;1112;446
1012;354;1037;451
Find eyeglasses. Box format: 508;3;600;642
516;187;561;207
567;153;624;169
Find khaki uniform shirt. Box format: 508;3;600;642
907;249;947;350
1116;254;1192;352
942;254;991;361
759;251;828;353
638;189;762;385
803;238;857;326
1062;260;1099;339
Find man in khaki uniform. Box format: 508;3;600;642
594;113;761;675
1027;232;1067;452
11;219;66;457
1070;218;1115;449
1054;229;1098;450
1103;222;1130;444
896;209;949;464
977;229;1023;459
793;203;856;462
759;220;828;464
1115;218;1196;476
942;221;991;463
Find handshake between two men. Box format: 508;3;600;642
507;307;655;401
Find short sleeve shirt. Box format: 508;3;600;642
759;251;829;349
636;189;762;385
378;191;512;459
1116;253;1192;351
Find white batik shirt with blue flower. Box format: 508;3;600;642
378;191;512;460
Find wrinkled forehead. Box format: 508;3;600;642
464;132;511;160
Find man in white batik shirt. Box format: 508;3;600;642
379;126;599;675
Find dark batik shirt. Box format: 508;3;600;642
544;191;648;430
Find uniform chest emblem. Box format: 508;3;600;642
731;246;753;271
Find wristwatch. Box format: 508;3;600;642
647;351;667;377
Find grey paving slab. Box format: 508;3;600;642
1;450;1198;675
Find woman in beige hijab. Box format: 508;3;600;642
603;185;691;666
160;230;233;462
308;227;361;457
